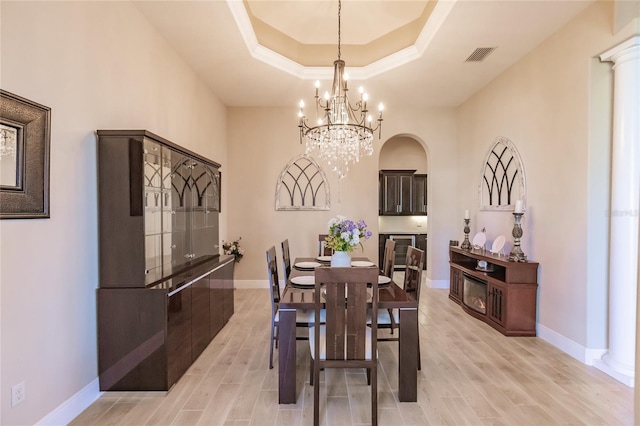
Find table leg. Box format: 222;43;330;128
278;308;297;404
398;307;418;402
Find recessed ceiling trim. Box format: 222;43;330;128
227;0;259;54
414;0;456;55
226;0;457;81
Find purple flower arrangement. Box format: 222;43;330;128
325;215;373;252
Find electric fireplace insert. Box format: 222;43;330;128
463;274;487;315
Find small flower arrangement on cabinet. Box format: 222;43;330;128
223;237;244;262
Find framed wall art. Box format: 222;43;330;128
275;154;330;211
478;136;526;211
0;90;51;219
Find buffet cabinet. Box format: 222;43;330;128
449;247;538;336
98;257;234;391
96;130;233;391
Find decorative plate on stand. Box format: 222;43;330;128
472;232;486;249
491;235;506;254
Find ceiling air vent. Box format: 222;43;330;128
465;47;496;62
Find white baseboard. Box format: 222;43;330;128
35;377;102;425
234;279;269;289
537;323;592;363
538;324;632;387
593;357;635;387
584;348;608;366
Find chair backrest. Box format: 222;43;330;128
318;234;333;256
381;239;396;278
266;247;281;312
281;239;291;282
404;246;424;303
314;266;378;361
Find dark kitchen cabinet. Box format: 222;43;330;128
379;170;415;215
379;170;427;216
96;130;234;392
413;174;428;214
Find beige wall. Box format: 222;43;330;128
2;0;637;423
227;106;458;284
457;0;638;349
379;136;428;173
0;2;227;424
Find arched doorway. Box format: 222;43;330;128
378;135;429;271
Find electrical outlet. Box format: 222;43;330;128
12;381;25;407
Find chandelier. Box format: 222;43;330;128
297;0;383;179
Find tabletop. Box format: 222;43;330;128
279;257;418;310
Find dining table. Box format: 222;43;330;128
277;257;419;404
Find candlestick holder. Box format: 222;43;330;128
460;218;472;250
508;212;527;262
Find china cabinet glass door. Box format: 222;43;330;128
168;151;192;272
144;140;163;280
191;162;219;259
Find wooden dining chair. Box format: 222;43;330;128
266;246;317;369
373;246;424;370
403;246;424;302
318;234;333;256
309;266;379;426
374;239;398;334
281;239;291;283
380;239;396;278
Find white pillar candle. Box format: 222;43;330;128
514;200;523;213
464;209;469;219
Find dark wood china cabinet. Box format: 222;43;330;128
96;130;233;391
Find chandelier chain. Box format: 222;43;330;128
337;0;341;61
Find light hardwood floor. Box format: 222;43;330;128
72;284;633;425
